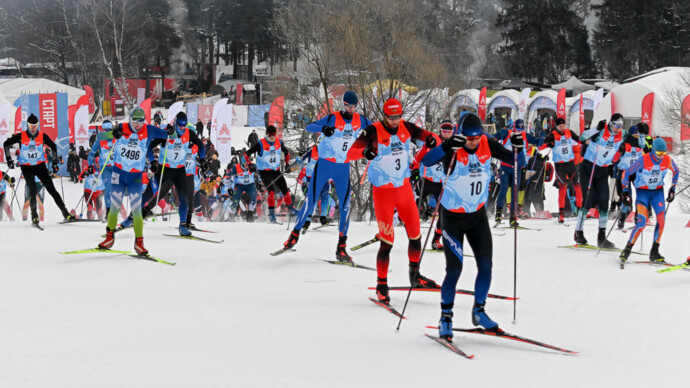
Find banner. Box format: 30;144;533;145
167;101;184;126
68;105;77;145
210;98;229;145
236;84;243;105
187;102;199;127
641;93;654;136
610;90;617;117
556;88;566;120
0;103;11;162
197;104;213;127
56;93;70;175
14;106;22;134
139;98;152;124
478;87;487;121
518;88;531;120
84;85;95;113
232;105;248;127
77;94;90;112
39;93;59;140
268;96;285;137
137;88;146;106
681;94;690;141
248;105;270;127
74;105;90;150
579;94;585;134
215;104;233;166
593;88;604;111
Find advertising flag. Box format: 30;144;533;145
556;88;566;120
641;93;654;135
478;87;487;121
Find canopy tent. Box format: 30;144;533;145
494;78;532;90
567;90;596;132
487;89;520;118
0;78;85;106
551;76;595;96
590;67;690;141
593;81;619;92
449;89;479;116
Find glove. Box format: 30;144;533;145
52;160;59;173
166;124;175;136
197;158;207;171
510;132;524;150
283;164;292;173
621;190;631;207
88;165;94;174
112;126;123;139
149;160;160;174
667;186;676;203
8;177;16;187
363;145;377;161
228;188;234;197
6;159;14;169
410;169;420;182
441;134;467;152
249;164;257;173
322;126;335;137
608;165;614;178
425;135;437;149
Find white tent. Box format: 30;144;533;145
590;67;690;141
487;89;520;118
567;90;596;132
449;89;479;118
526;90;558;128
551;76;596;96
0;78;86;106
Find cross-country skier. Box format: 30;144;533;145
422;111;525;339
612;125;648;229
541;117;582;223
182;116;206;229
87;120;116;216
574;113;625;248
246;125;294;223
225;154;258;222
81;168;105;220
295;145;331;231
3;113;76;226
0;171;15;221
619;138;679;262
97;107;169;255
283;91;373;260
346;98;438;304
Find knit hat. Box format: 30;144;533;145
628;125;639;135
652;137;667;153
343;91;358;105
266;125;277;135
27;114;39;125
555;117;566;126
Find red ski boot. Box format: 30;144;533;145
134;237;149;256
98;227;115;249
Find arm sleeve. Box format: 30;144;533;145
3;133;22;161
542;132;555;149
622;158;644;188
671;159;680;186
42;135;58;158
421;145;448;167
346;125;376;162
570;131;581;143
489;136;524;166
245;141;262;156
306;114;335;134
405;121;434;147
88;142;100;166
147;138;165;163
189;131;206;159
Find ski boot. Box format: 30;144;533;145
597;227;615;249
558;209;565;224
268;208;277;223
509;213;519;227
574;230;587;245
186;221;197;230
376;279;390;304
617;214;626;230
120;215;134;229
62;208;77;222
31;211;40;227
649;242;665;263
98;227;115;249
335;236;352;263
134;237;148;256
439;304;454;340
409;262;438;288
179;223;191;237
431;231;443;250
284;230;300;249
472;302;499;332
303;216;312;232
494;208;503;224
320;215;329;226
246;210;255;222
619;242;633;262
517;205;528;219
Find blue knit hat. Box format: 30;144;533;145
457;111;483;137
652;137;667;152
343;91;358;105
628;125;639;135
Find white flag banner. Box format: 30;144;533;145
0;103;12;162
167;101;184;126
518;88;531;120
211;98;229;146
137;88;146;106
215;104;233;166
593;88;604;111
74;105;90;150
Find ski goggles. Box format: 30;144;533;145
386;115;402;120
466;135;482;141
101;122;113;130
611;121;624;128
655;150;667;157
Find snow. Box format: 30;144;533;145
1;163;689;387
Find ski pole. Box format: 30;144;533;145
8;174;23;220
80;145;114;218
576;146;600;232
512;144;519;323
397;153;457;331
152;146;169;223
596;182;624;256
286;173;301;230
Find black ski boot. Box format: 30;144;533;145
320;215;329;225
619;242;633;262
597;228;615;249
649;242;665;263
409;262;438;288
335;236;352;263
574;230;587;245
376;278;390;304
62;208;77;222
494;208;503;224
509;213;519;227
245;210;255;222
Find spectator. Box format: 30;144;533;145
89;131;96;148
208;154;221;176
196;120;204;138
67;150;81;183
248;129;259;148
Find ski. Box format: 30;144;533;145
269;220;284;225
558;244;646;256
162;234;224;244
172;226;219;233
630;260;673;267
32;224;44;231
657;262;690;274
128;253;176;266
60;248;131;255
319;259;376;271
424;249;474;257
498;225;542;231
434;327;578;355
492;232;507;236
351;236;379;251
368;297;405;319
368;286;517;300
313;223;334;230
59;219;101;224
425;334;474;359
270;248;296;256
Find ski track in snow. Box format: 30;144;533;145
0;166;688;387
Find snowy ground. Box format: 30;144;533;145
1;164;689;387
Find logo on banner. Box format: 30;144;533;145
219;124;230;136
78;124;87;136
558;103;565;115
0;119;6;129
643;112;650;122
479;96;485;105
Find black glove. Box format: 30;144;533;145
249;164;257;173
425;135;437;149
608;165;614;178
52;160;59;173
363;145;377;161
88;165;94;174
322;126;335;137
442;134;467;152
411;169;420;182
197;157;207;171
667;186;676;203
112;126;123;139
149;160;160;174
6;159;14;169
510;132;524;150
8;177;15;187
166;124;175;136
621;191;631;207
228;188;234;197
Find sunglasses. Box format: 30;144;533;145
267;133;277;137
387;115;402;120
611;122;623;128
655;151;667;157
466;135;482;141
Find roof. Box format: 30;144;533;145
551;76;595;95
0;78;85;105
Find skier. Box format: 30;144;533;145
284;91;373;260
345;98;438;304
619;138;679;262
612;125;648;229
3;113;76;226
574;114;625;248
246;125;294;223
0;171;15;221
542;117;582;223
87;120;116;215
493;118;540;226
179;113;207;230
422;111;524;339
81;168;105;220
295;145;331;231
97;107;169;255
225;154;258;222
